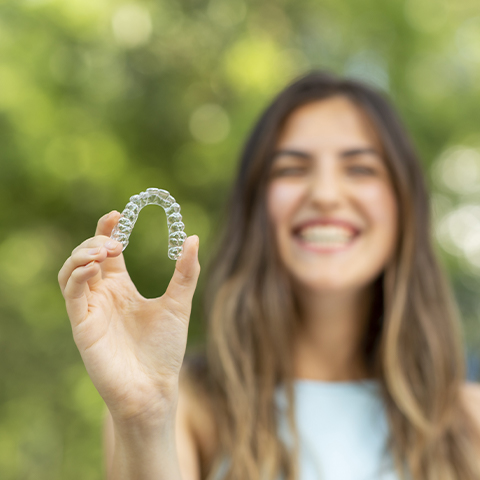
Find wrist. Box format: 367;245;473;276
110;386;179;440
107;382;178;434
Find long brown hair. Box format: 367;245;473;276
188;71;480;480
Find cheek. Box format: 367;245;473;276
267;181;304;225
358;182;398;238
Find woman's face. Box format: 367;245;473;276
267;96;398;294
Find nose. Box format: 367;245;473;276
307;159;343;211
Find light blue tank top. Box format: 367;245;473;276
215;379;400;480
275;379;399;480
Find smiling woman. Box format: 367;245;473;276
195;72;480;480
267;98;397;298
59;71;480;480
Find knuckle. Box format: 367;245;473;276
73;262;94;281
176;268;193;286
95;235;111;243
164;291;188;317
70;251;87;267
97;212;112;225
70;267;83;283
72;236;108;256
71;242;86;256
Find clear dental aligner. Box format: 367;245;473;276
110;187;187;260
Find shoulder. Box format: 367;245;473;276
178;352;218;475
461;382;480;433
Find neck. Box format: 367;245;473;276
292;284;374;382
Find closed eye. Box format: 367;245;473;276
271;166;308;177
347;165;377;176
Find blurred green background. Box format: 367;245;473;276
1;0;480;478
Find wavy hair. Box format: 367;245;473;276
187;71;480;480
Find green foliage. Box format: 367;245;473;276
1;0;480;477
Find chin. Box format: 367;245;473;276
293;277;358;294
291;268;380;294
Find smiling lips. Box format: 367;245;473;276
293;219;360;251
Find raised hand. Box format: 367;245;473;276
58;211;201;425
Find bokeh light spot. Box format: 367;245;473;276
112;4;152;48
433;146;480;195
189;104;230;144
223;35;294;93
456;17;480;64
436;204;480;271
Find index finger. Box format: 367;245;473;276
95;211;122;237
94;210;126;276
58;235;113;293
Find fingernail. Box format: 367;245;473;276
85;260;96;268
88;247;100;255
104;241;117;250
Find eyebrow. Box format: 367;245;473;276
272;149;311;160
272;147;381;161
341;147;380;158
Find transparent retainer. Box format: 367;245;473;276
110;187;187;261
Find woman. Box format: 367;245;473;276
58;71;480;480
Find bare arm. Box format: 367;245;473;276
462;382;480;442
104;383;202;480
107;405;181;480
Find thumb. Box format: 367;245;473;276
163;235;201;310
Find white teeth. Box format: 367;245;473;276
298;225;355;245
